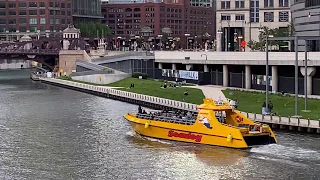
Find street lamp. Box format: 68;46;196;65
185;33;190;50
265;34;274;114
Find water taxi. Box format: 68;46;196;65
124;98;277;149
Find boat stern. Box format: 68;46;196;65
241;124;277;147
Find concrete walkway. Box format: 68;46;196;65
186;85;228;101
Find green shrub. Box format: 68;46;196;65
58;76;72;80
132;72;148;79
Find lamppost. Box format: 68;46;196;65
184;33;190;50
265;33;274;114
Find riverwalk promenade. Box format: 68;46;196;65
40;78;320;134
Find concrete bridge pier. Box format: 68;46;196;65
300;67;316;95
223;65;228;87
245;65;251;89
204;64;209;72
186;64;193;70
172;63;176;70
272;66;278;92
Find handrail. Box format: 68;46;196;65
40;77;320;129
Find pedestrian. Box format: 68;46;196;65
183;90;189;101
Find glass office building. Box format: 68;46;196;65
72;0;103;24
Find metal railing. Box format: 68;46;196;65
0;49;59;55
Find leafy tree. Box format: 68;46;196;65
76;22;111;38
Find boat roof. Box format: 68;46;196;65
197;98;232;111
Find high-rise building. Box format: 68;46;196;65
72;0;103;24
216;0;291;51
101;0;216;49
291;0;320;51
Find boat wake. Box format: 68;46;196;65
143;137;172;145
249;144;320;167
125;130;171;145
125;130;136;137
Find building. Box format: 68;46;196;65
291;0;320;51
101;0;215;49
216;0;291;51
72;0;103;24
0;0;102;40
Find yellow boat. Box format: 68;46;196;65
124;98;277;149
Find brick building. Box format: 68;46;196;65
101;0;216;49
0;0;102;40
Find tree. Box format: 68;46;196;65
76;22;111;38
257;26;292;50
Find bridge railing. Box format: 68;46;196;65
0;49;59;54
40;78;320;129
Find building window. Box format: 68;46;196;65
49;2;54;7
221;1;231;9
8;3;16;8
19;18;27;24
40;18;46;24
61;11;65;15
221;15;231;20
50;18;54;24
19;27;27;32
264;0;274;7
0;19;5;24
29;10;37;15
9;11;16;16
264;12;274;22
8;19;16;24
19;11;27;16
19;2;27;8
250;0;259;23
0;11;5;16
279;0;289;7
29;18;37;24
30;26;37;32
305;0;320;7
236;14;245;20
0;3;5;8
235;0;245;8
40;9;45;15
55;19;59;24
29;2;37;8
279;11;289;22
61;3;65;8
40;2;46;7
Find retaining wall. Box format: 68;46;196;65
40;78;320;133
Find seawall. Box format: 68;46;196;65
40;78;320;134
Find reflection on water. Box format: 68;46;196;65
0;70;319;180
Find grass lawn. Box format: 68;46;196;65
108;78;205;104
223;89;320;120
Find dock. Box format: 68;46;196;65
40;78;320;134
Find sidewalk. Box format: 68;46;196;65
186;85;227;101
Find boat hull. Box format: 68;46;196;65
126;117;254;149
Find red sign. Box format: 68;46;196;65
235;116;244;123
168;130;202;142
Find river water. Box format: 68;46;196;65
0;70;319;180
